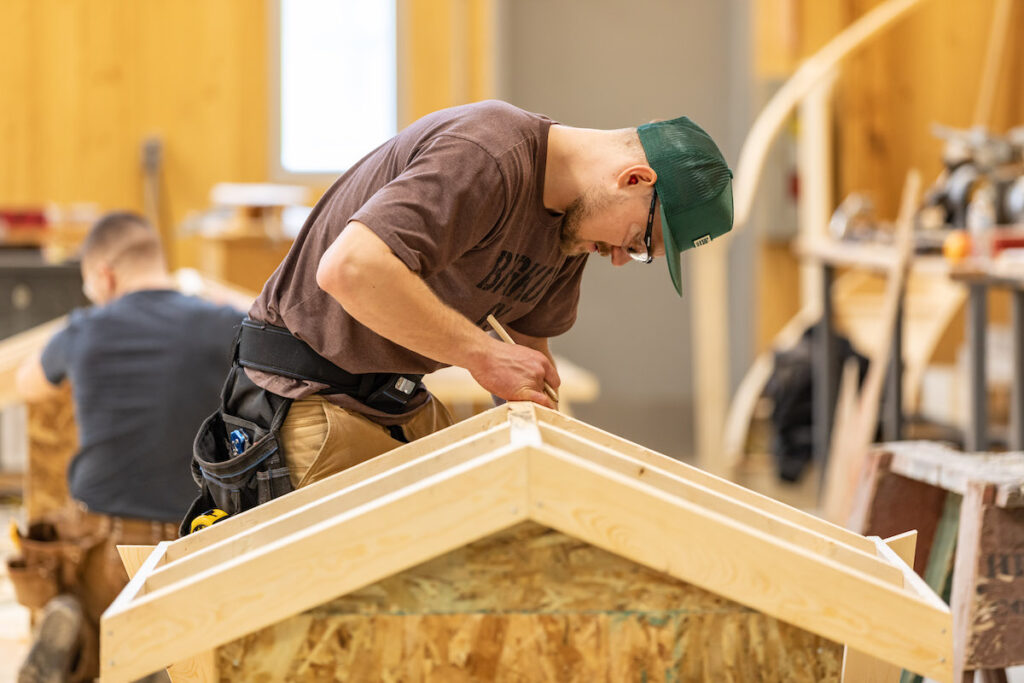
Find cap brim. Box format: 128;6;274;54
660;202;684;296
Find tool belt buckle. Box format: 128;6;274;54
366;374;419;413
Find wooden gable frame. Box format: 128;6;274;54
102;402;952;682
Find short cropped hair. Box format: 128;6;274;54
80;211;164;268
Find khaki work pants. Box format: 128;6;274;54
278;394;455;488
8;505;178;682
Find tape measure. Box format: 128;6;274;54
189;508;229;534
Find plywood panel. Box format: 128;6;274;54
25;385;77;520
218;523;843;682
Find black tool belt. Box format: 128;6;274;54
237;318;424;414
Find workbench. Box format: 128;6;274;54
797;238;950;473
949;261;1024;451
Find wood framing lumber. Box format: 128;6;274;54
101;449;529;682
538;421;903;585
117;545;156;579
842;645;902;683
169;407;511;560
691;235;730;475
884;530;919;569
824;170;921;525
732;0;928;229
532;404;877;554
528;447;953;682
874;535;948;612
796;68;837;313
839;531;925;683
104;541;171;619
148;426;517;591
165;651;217;683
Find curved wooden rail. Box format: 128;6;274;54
732;0;929;230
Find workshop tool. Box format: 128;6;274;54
189;508;228;534
486;314;559;405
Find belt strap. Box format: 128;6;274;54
237;319;364;391
236;319;424;411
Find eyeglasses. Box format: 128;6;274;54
628;188;657;264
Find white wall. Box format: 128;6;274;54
496;0;754;460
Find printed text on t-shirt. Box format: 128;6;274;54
475;250;557;303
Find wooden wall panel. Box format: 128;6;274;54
1;0;493;271
756;0;1023;218
0;0;269;266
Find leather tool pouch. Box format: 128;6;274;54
181;361;294;536
5;521;100;610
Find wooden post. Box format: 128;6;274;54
951;481;1024;677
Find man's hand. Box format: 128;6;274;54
468;338;560;409
318;222;562;410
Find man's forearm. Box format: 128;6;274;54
317;222;494;370
316;222;559;407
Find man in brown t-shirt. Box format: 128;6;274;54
185;100;733;522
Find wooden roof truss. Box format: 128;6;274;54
102;402;952;682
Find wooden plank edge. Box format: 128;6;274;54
883;530;918;567
104;541;171;620
148;433;519;591
100;448;530;683
528;446;952;682
873;535;950;613
168;410;513;560
538;422;903;586
117;545;158;579
533;405;877;554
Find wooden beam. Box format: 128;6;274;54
533;405;877;554
539;422;903;586
883;530;918;568
841;645;902;683
117;545;156;579
165;651;217;683
528;446;952;682
101;448;529;683
691;235;730;475
103;541;171;618
823;170;921;525
151;425;515;588
875;533;948;612
169;406;512;560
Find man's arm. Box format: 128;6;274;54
317;221;559;409
16;350;64;403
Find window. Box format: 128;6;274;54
274;0;397;179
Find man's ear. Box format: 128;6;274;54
615;164;657;189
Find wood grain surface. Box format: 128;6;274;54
217;523;843;682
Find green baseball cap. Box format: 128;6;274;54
637;116;734;296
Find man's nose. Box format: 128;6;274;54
610;248;631;266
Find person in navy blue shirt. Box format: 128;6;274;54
14;211;244;683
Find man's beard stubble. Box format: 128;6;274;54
558;187;611;256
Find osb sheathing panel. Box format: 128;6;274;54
25;385;76;520
217;522;842;682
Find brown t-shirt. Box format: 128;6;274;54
248;100;587;418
